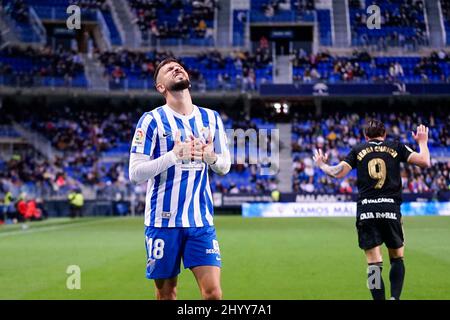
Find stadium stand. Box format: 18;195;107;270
0;0;449;217
1;0;43;43
209;114;279;194
99;48;273;91
3;0;122;46
349;0;429;50
128;0;217;46
250;0;315;22
249;1;332;46
292;50;450;83
316;8;332;46
2;104;449;199
233;10;248;47
0;45;88;87
5;104;280;196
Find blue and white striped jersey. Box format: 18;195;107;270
130;104;228;228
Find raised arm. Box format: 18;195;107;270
407;124;431;168
313;149;352;179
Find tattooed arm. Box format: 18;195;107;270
313;149;352;179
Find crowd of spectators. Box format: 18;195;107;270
32;109;112;153
291;49;450;84
20;107;447;197
0;153;78;200
98;49;168;82
2;105;449;200
210;112;280;194
0;45;85;87
129;0;218;41
4;45;448;90
22;106;135;186
99;47;272;91
4;105;279;196
350;0;428;51
292;111;450;195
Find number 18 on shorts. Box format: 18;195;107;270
144;226;222;279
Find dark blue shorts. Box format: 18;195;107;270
144;226;221;280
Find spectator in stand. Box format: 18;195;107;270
111;65;125;84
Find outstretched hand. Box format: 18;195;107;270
313;149;328;167
412;124;429;144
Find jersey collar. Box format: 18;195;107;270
368;139;384;145
163;104;198;120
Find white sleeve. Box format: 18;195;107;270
210;151;231;175
210;113;231;175
129;152;177;184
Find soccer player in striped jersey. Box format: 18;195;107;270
129;58;231;300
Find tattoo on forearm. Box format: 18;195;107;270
321;164;344;177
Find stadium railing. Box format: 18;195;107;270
0;74;88;88
28;7;46;45
96;9;112;51
250;10;315;23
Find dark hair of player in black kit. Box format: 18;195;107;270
364;119;386;139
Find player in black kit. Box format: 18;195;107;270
313;120;431;300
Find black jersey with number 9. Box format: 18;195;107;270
343;139;414;204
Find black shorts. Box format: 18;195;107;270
356;209;404;250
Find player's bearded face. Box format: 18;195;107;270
168;78;191;91
164;64;191;92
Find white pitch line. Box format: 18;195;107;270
0;217;129;238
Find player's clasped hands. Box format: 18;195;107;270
172;131;217;164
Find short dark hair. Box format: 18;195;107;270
364;119;386;139
153;57;185;84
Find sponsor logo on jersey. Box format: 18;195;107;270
361;198;395;205
360;212;398;220
161;211;172;219
133;128;145;146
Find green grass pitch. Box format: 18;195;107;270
1;216;449;300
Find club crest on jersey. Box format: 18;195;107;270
133;128;145;146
